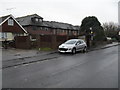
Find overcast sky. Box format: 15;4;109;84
0;0;119;25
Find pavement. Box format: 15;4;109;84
2;48;56;61
88;42;119;51
1;42;119;69
2;42;119;61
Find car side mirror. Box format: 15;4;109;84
76;43;79;45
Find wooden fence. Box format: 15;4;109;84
15;35;78;49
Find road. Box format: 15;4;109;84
2;46;118;88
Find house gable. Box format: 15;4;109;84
0;15;27;33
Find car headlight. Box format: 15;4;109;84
68;48;72;50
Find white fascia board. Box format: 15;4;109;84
0;14;28;34
0;16;11;26
10;15;28;34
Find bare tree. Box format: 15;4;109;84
102;22;118;38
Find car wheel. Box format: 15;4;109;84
72;48;76;54
83;47;87;53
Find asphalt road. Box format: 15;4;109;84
2;45;119;88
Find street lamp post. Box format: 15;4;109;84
85;27;93;48
89;27;93;47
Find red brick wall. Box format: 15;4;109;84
1;17;25;33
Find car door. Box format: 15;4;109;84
75;41;82;51
80;40;85;49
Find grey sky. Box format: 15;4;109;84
0;0;119;25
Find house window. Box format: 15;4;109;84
57;29;60;34
40;27;43;30
35;18;39;22
63;30;65;34
61;30;63;33
2;33;7;38
33;26;37;30
53;29;56;34
39;19;43;22
6;33;14;40
64;30;66;34
8;19;14;26
34;18;43;22
45;28;48;31
69;30;71;35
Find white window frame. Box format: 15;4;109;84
8;19;14;26
2;33;7;39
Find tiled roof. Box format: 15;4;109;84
0;15;11;24
16;14;80;30
16;14;43;26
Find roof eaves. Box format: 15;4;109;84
0;15;11;26
11;15;28;33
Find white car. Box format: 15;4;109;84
58;39;87;54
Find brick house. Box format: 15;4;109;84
0;14;28;42
16;14;80;40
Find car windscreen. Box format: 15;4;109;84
65;40;77;44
